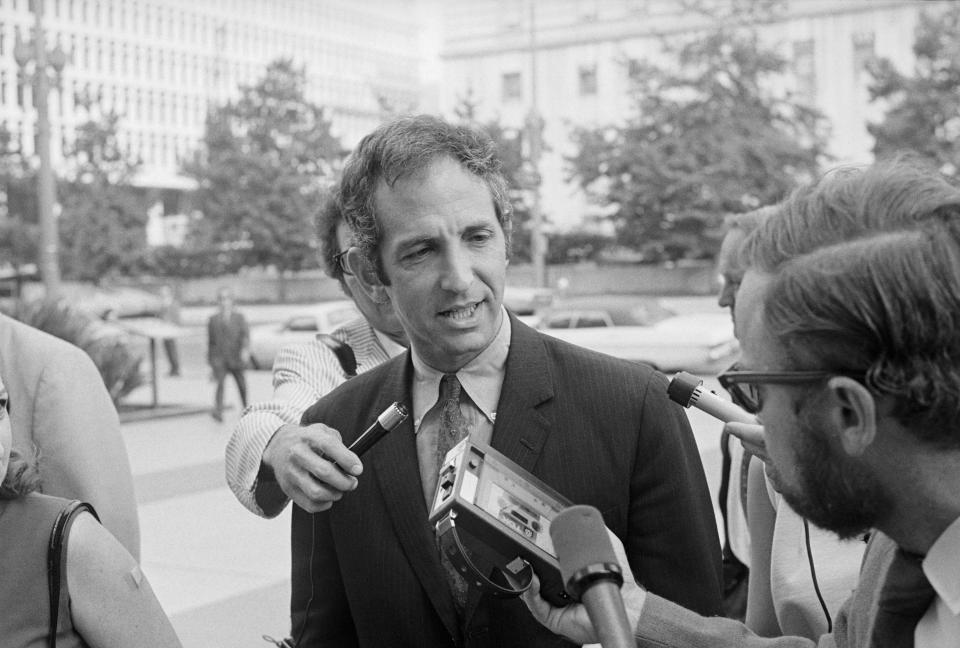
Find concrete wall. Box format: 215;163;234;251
131;261;718;306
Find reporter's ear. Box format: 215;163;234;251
344;248;390;305
824;376;877;457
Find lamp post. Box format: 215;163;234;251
14;0;67;296
525;0;547;288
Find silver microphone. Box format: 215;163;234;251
667;371;756;424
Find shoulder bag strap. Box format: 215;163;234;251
47;501;99;648
316;334;357;378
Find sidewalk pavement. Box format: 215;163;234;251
122;365;292;648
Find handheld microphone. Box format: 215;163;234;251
667;371;756;424
348;402;409;456
550;505;634;648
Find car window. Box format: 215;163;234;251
545;314;574;329
628;302;675;326
573;312;610;328
286;316;319;332
325;308;358;329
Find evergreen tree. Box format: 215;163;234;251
185;59;344;272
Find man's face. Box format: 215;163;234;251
373;157;506;372
738;270;890;539
717;229;746;323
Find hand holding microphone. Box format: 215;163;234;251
667;371;767;462
521;506;646;647
261;402;408;513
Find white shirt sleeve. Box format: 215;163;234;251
225;339;350;517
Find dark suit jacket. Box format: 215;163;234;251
292;315;722;647
207;310;248;368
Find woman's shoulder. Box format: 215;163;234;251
1;492;77;521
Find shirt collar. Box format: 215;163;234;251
923;514;960;615
411;307;512;428
373;328;406;358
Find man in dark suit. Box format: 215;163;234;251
285;115;722;647
523;160;960;646
207;287;249;422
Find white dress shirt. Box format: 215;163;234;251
410;307;511;507
916;514;960;647
225;316;404;517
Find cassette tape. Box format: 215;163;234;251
428;438;573;606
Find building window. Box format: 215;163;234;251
578;0;598;21
792;39;816;105
500;0;522;30
852;31;875;85
502;72;522;101
579;64;598;96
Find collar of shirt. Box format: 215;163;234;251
410;306;511;431
922;514;960;615
374;328;407;358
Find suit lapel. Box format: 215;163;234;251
368;353;462;640
489;315;555;474
464;316;555;624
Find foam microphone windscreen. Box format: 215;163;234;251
550;505;617;590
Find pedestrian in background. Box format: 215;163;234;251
159;284;181;377
207;287;249;422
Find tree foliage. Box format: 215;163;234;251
0;123;39;271
453;91;544;262
868;4;960;174
185;59;344;272
58;99;150;282
567;3;827;258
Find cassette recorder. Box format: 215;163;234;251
428;438;574;606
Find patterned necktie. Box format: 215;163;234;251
870;548;936;648
435;374;470;471
434;374;470;612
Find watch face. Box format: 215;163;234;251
473;462;563;557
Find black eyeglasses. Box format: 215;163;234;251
718;369;837;414
333;249;353;277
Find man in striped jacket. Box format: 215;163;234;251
225;197;406;518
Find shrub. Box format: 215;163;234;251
6;298;145;405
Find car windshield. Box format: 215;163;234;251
612;301;675;326
543;299;677;328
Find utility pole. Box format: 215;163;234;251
525;0;547;288
14;0;67;296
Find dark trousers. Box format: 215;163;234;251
163;338;180;375
213;364;248;414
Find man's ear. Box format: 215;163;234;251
825;376;877;457
344;247;390;304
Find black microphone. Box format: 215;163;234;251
348;402;409;456
550;505;634;648
667;371;756;424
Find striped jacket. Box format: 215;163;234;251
225;317;401;517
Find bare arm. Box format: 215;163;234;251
745;457;781;637
67;513;182;648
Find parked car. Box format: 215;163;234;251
503;285;555;326
248;299;361;369
535;296;738;373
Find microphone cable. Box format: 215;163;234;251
803;518;832;633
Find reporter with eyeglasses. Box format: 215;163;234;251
525;159;960;647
